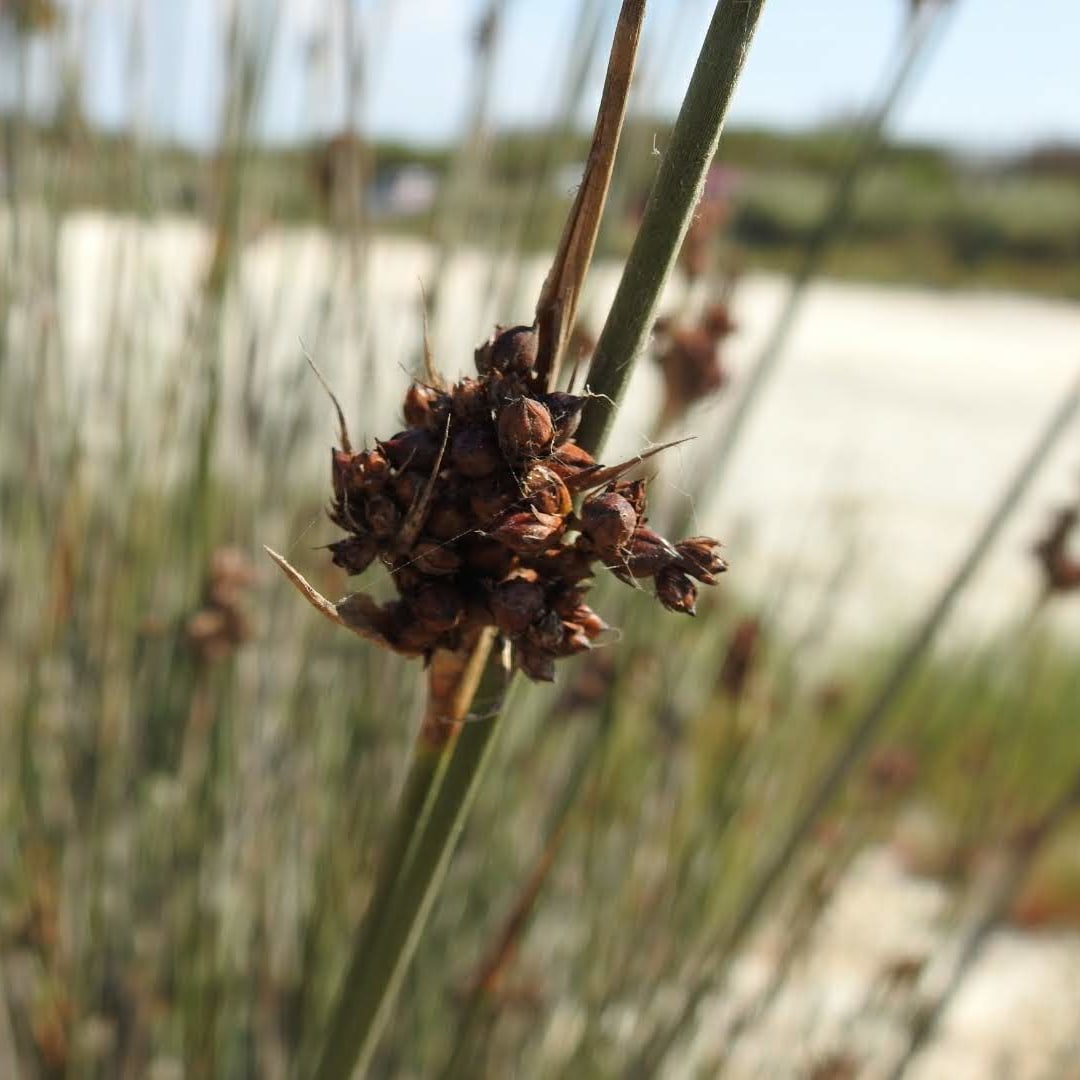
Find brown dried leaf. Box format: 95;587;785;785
534;0;645;392
264;547;412;654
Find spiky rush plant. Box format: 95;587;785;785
266;1;767;1075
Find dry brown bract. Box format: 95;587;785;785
1032;505;1080;595
652;303;736;430
312;324;726;682
185;546;257;663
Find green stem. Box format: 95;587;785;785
313;646;508;1079
576;0;767;452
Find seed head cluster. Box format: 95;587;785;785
326;325;726;682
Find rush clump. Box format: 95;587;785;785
326;324;727;682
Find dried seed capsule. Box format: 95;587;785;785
497;398;554;461
526;609;565;653
556;622;592;655
526;545;595;584
409;582;465;633
403;383;449;430
580;491;637;555
328;535;378;576
488;325;538;376
491;510;565;554
549;585;589;619
332;447;389;500
675;536;727;584
411;538;462;576
542;392;586;444
379;428;440;471
451;377;491;422
392;619;443;654
426;500;472;541
656;566;698;615
451;427;501;479
462;536;514;578
392;469;426;510
547;441;596;479
516;645;556;683
617;527;679;579
576;607;609;640
522;464;572;518
365;494;401;540
469;480;517;525
490;578;546;636
612;478;648;519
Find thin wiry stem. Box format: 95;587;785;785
629;367;1080;1076
575;0;768;452
313;633;508;1080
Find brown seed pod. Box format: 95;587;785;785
392;617;443;655
379;428;440;471
656;566;698;615
547;441;597;479
490;578;547;636
462;536;515;578
392;469;426;510
469;479;517;525
426;500;472;541
576;607;609;640
409;581;466;633
451;377;491;422
615;527;679;579
365;494;401;540
328;535;378;576
527;609;565;653
410;538;463;576
549;584;589;619
522;464;573;517
611;478;648;520
675;536;728;584
491;510;565;554
451;426;501;479
404;383;449;430
497;398;554;461
516;645;556;683
580;491;637;555
332;447;389;500
543;392;586;444
477;325;538;377
555;622;593;655
526;545;595;584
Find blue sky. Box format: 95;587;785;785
7;0;1080;153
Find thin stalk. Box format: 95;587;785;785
575;0;768;451
703;0;955;494
438;695;618;1080
436;1;769;1067
629;368;1080;1075
313;635;508;1079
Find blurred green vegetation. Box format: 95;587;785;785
14;118;1080;297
